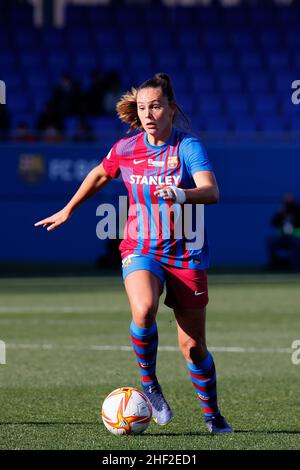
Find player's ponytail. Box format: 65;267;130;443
116;72;191;133
116;87;141;133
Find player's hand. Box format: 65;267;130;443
34;208;72;232
154;185;186;204
154;185;176;201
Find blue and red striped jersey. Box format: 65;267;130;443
102;128;213;269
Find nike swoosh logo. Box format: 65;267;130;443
133;159;146;164
194;291;206;296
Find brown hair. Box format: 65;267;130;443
116;72;190;133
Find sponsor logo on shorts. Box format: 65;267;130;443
122;254;140;269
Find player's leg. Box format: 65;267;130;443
174;306;232;433
164;266;233;433
123;255;173;425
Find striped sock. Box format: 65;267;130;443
186;351;219;417
130;320;158;387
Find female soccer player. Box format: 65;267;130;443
35;73;233;433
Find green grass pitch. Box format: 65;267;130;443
0;274;299;450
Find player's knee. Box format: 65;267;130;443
179;337;208;362
132;302;157;328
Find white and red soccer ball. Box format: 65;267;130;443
101;387;152;435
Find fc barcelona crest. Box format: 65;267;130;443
167;155;178;168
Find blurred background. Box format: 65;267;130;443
1;0;300;275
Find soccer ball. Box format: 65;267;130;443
101;387;152;435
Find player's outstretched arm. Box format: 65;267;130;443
34;163;112;231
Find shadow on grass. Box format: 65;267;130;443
1;423;300;436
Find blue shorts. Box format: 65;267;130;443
122;253;208;309
122;254;165;285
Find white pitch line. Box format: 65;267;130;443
0;306;125;314
5;343;293;353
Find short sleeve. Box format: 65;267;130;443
180;136;213;176
102;144;120;178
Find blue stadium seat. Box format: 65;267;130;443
222;9;247;27
239;52;263;71
123;31;146;49
178;31;199;49
280;98;300;118
4;77;24;93
223;95;250;116
90;117;119;134
253;95;278;114
65;117;79;137
130;52;153;70
149;32;173;50
203;116;230;133
30;92;51;115
218;76;242;94
20;51;43;69
0;52;17;69
65;6;89;27
95;31;118;49
184;52;208;70
259;31;281;48
210;52;235;70
250;8;276;27
267;51;290;70
175;94;195;116
257;117;286;133
195;8;221;27
244;74;270;93
41;29;66;48
101;52;124;71
229;31;254;49
142;7;167;26
0;31;11;48
191;75;215;93
74;51;97;69
171;74;188;94
286;119;300;133
87;7;115;26
115;7;142;26
202;32;226;48
15;30;39;48
26;73;50;90
273;74;295;93
67;30;92;48
197;96;222;116
172;8;196;27
156;52;179;70
285;31;300;47
47;51;71;77
8;93;30;114
232;116;257;133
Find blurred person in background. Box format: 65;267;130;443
52;73;81;118
0;105;11;141
35;73;233;434
14;121;37;143
267;193;300;269
102;71;122;115
37;100;64;140
73;118;95;142
85;68;106;116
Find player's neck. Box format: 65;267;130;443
146;127;172;146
